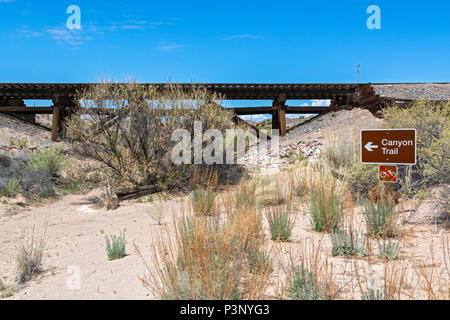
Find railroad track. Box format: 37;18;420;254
0;82;448;141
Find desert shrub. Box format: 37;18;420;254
0;152;55;198
190;186;217;216
137;203;269;300
361;288;386;300
0;277;15;298
265;207;295;242
363;200;398;238
65;81;235;194
322;140;357;172
377;240;400;260
21;169;55;197
16;220;47;284
1;177;21;197
288;152;308;166
287;265;326;300
9;139;28;148
26;146;63;178
105;233;126;260
347;163;379;198
247;248;272;275
382;100;450;191
1;288;15;299
161;217;245;299
331;228;366;257
309;187;344;233
234;179;258;213
139;176;270;300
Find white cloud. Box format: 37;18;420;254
221;34;261;41
158;42;185;51
46;27;88;46
17;26;44;38
286;114;306;119
120;25;145;30
14;20;169;47
240;114;271;123
311;99;331;106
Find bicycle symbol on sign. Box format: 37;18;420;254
379;165;398;183
380;170;396;179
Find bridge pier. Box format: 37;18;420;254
51;95;77;141
272;94;287;136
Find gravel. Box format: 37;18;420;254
373;83;450;100
0;114;54;151
285;108;381;142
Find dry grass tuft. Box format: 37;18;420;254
15;215;48;284
136;183;272;300
279;238;340;300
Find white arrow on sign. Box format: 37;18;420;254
364;142;379;152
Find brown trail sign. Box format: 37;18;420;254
361;129;417;165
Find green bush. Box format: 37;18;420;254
377;239;400;260
347;163;379;198
65;81;235;194
105;233;126;260
265;208;295;242
382;101;450;190
287;265;325;300
0;276;14;298
309;187;343;233
331;228;366;257
27;146;63;178
1;177;21;197
363;200;398;238
0;152;55;198
247;248;272;275
362;288;386;300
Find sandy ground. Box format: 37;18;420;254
0;193;185;300
0;181;448;300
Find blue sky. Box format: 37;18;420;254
1;0;449;121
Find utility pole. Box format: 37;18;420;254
357;64;360;83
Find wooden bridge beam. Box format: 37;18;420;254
272;94;287;136
0;98;36;122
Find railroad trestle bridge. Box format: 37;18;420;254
0;83;439;141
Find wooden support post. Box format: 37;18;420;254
51;95;78;141
272;94;287;136
278;107;286;136
272;111;279;131
51;105;61;142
